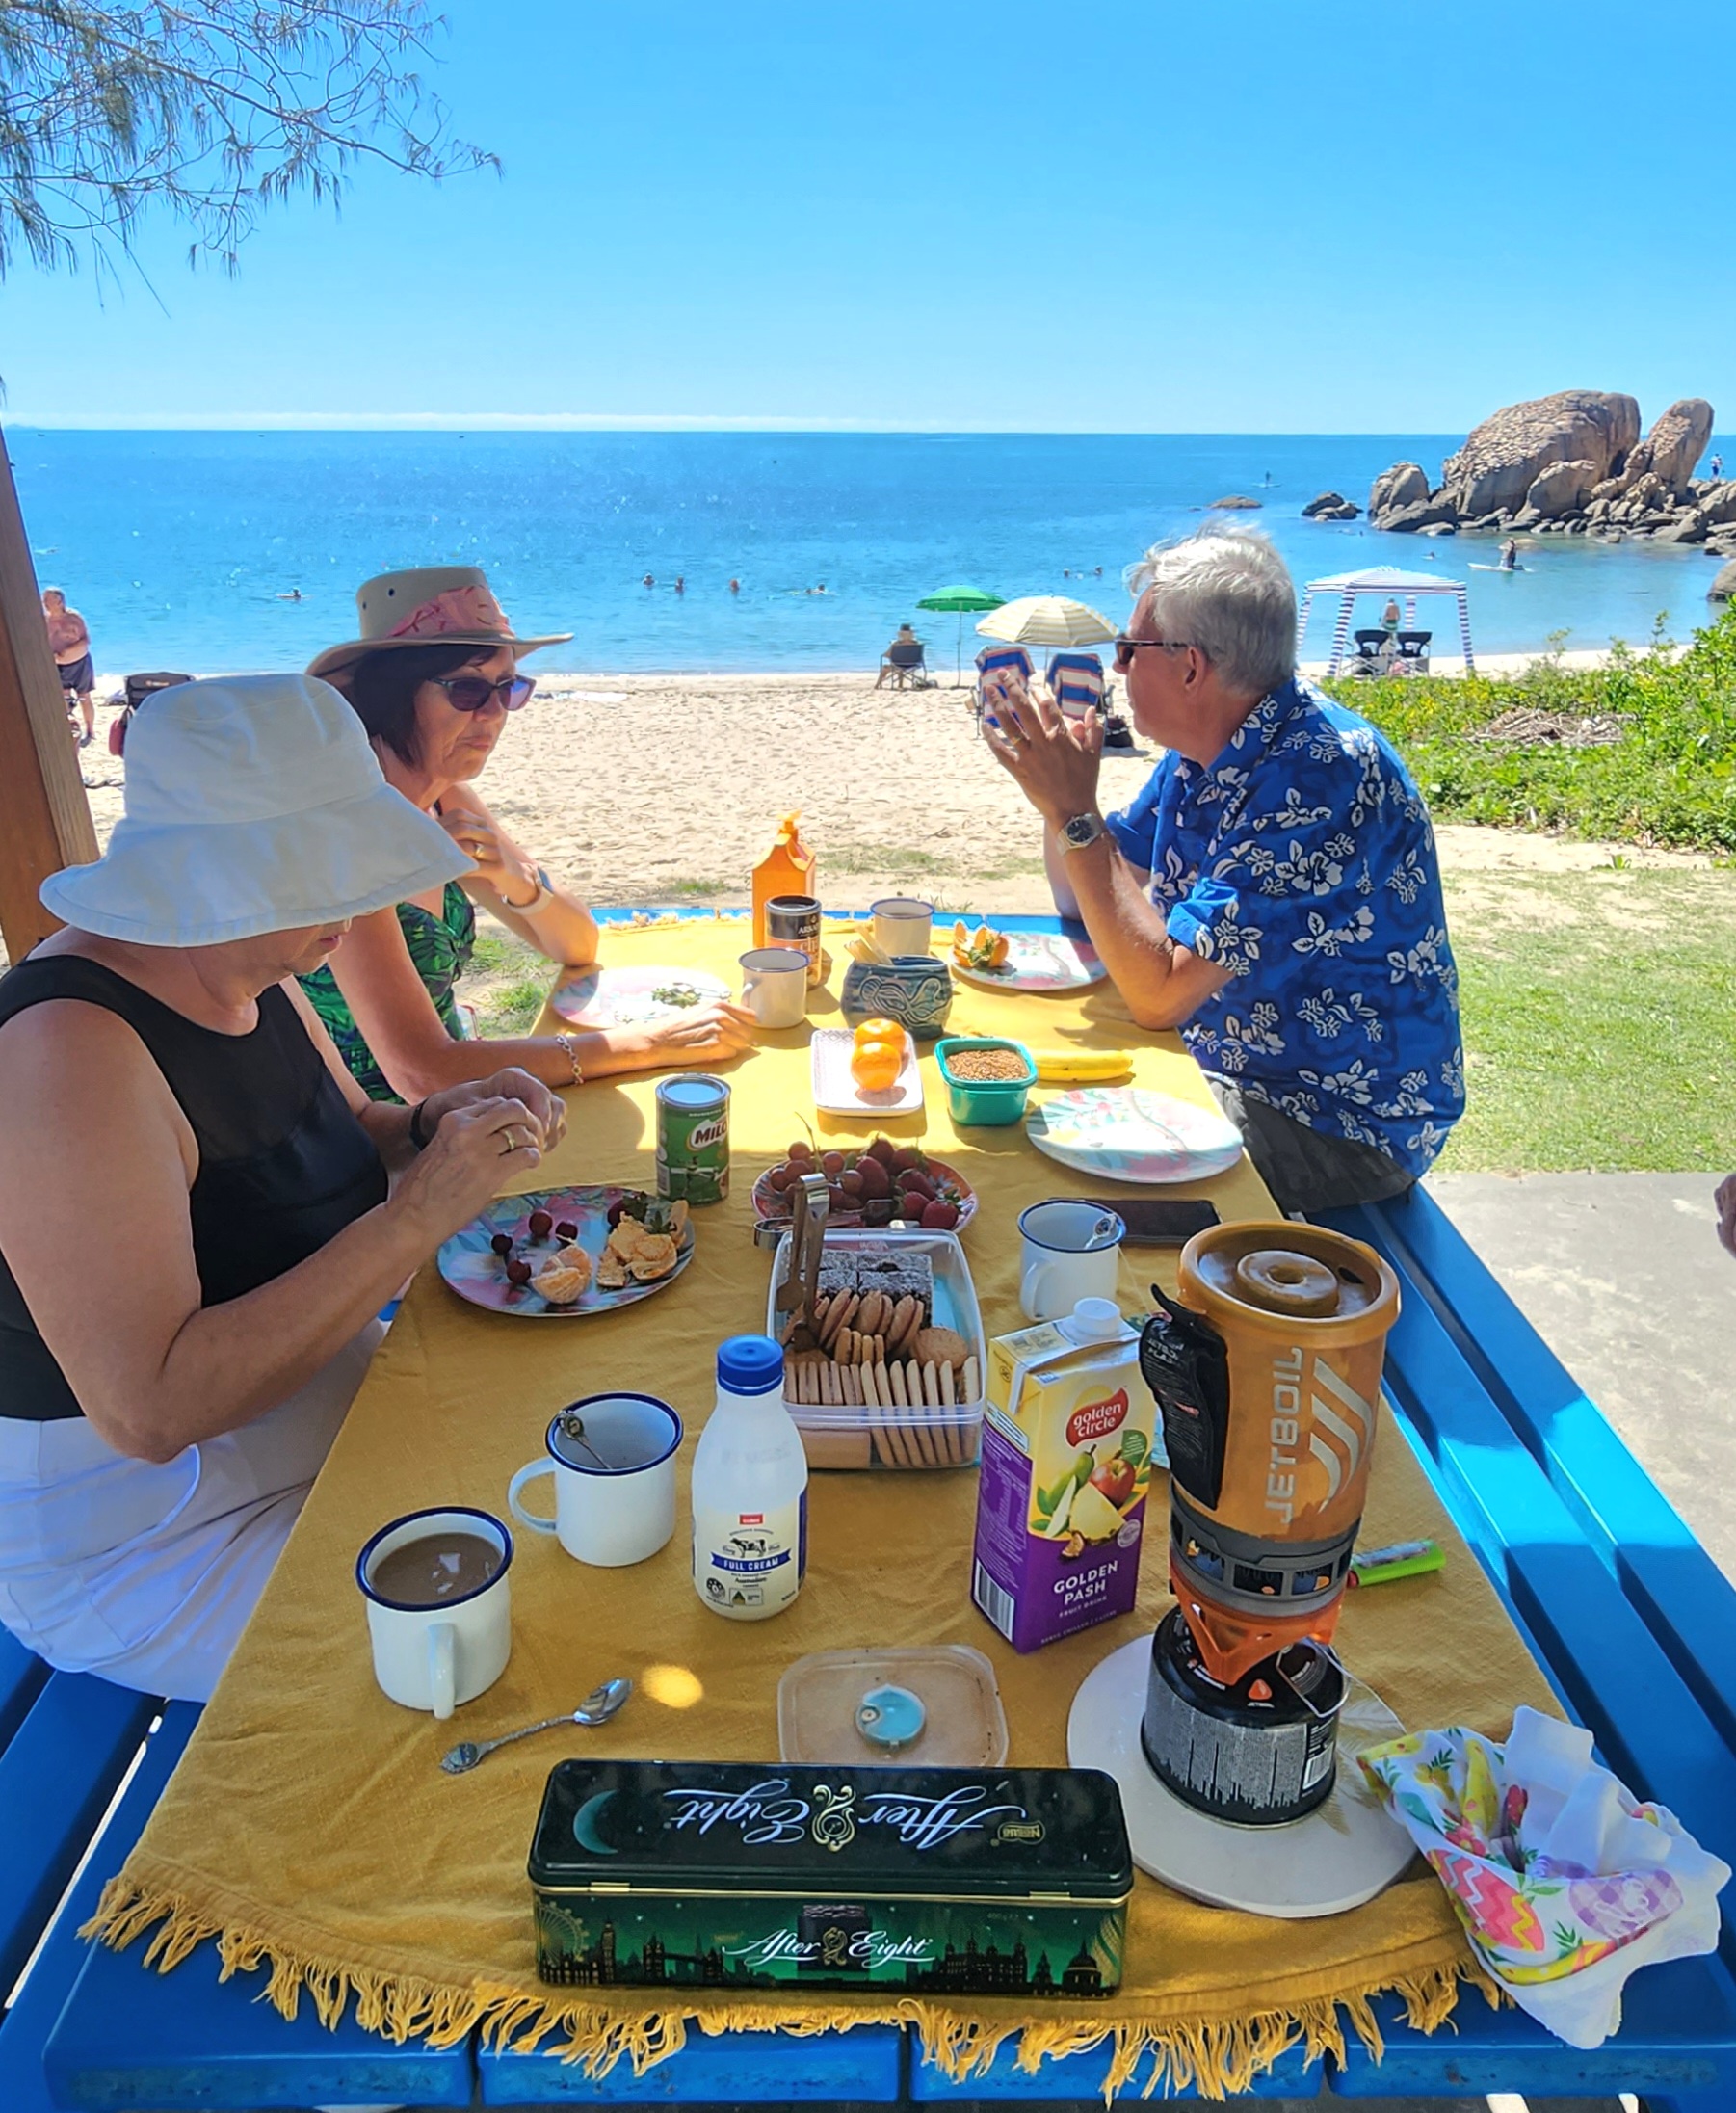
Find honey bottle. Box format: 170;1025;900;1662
751;812;815;947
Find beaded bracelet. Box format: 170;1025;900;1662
552;1032;584;1087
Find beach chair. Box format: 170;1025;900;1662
1392;629;1433;674
973;644;1034;734
1344;628;1392;677
876;640;934;690
109;669;192;756
1045;651;1107;719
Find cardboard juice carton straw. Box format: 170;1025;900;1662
970;1299;1157;1653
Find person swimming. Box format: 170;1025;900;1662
728;577;740;594
642;574;654;588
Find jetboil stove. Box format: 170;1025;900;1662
1134;1224;1398;1830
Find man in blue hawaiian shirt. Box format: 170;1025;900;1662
983;531;1462;1212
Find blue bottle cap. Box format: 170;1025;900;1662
717;1334;784;1396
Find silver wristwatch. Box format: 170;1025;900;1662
1057;810;1107;854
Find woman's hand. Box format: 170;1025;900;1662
421;1069;567;1156
392;1095;545;1244
437;807;541;904
625;999;758;1068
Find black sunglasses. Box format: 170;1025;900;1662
434;673;537;713
1113;636;1195;672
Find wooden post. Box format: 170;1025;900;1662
0;425;97;959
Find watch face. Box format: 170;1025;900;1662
1064;814;1102;848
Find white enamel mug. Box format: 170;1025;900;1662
1017;1199;1126;1321
870;896;935;958
739;946;809;1028
509;1394;683;1568
356;1505;513;1720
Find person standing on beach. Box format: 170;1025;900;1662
982;530;1462;1213
43;589;95;746
1713;454;1724;481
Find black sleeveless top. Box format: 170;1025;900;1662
0;955;388;1423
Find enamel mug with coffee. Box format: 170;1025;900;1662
1018;1199;1126;1321
356;1505;513;1720
739;946;808;1028
509;1393;683;1568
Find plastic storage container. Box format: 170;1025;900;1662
777;1645;1009;1765
934;1036;1037;1126
768;1228;987;1470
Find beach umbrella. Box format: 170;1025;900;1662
916;583;1005;684
975;594;1117;648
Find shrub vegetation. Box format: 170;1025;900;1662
1325;605;1736;851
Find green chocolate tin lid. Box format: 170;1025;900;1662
529;1760;1132;1903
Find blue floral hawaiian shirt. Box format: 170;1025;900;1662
1104;677;1463;1175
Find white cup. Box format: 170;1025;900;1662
871;896;935;958
1018;1199;1126;1321
509;1394;683;1568
739;946;809;1028
356;1506;513;1720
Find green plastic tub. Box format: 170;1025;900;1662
934;1036;1038;1126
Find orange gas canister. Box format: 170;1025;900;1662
1140;1221;1398;1685
751;813;815;948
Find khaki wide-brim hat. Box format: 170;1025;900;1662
307;566;570;682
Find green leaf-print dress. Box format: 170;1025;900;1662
300;883;476;1103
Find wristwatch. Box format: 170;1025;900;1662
1057;810;1107;854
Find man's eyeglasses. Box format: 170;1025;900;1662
1113;636;1194;673
434;673;537;714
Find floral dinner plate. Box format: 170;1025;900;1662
1026;1087;1243;1185
438;1186;694;1318
550;964;731;1030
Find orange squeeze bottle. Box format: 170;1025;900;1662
751;812;816;947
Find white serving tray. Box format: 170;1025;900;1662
810;1027;923;1116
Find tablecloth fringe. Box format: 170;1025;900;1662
84;1875;1494;2102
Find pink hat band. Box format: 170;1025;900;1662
385;582;513;643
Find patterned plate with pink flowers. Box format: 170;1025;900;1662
438;1186;694;1318
1027;1087;1244;1185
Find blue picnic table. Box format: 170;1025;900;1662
4;911;1736;2110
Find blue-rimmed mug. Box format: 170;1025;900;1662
356;1504;513;1719
1017;1199;1125;1320
509;1393;683;1568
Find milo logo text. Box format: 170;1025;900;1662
683;1116;728;1152
1066;1390;1128;1449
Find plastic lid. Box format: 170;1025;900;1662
1061;1297;1127;1343
717;1334;785;1395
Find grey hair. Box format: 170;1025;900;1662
1122;530;1296;698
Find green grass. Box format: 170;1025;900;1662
1327;606;1736;853
824;842;1046;883
463;932;548;1038
1436;869;1736;1171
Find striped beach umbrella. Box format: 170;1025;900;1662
975;595;1117;648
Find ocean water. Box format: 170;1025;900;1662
14;429;1730;675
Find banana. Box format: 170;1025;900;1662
1029;1047;1135;1083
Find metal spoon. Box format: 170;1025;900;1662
439;1677;632;1775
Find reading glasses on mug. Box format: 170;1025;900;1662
434;673;538;713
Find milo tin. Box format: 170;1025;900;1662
656;1075;730;1204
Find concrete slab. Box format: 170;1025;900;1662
1427;1173;1736;1582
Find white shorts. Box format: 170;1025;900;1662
0;1322;382;1704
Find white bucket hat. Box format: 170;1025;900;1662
39;673;472;947
307;565;570;682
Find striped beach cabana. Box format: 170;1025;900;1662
1298;565;1474;674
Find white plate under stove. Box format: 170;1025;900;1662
1066;1632;1418;1919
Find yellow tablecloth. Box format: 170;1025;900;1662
92;917;1556;2099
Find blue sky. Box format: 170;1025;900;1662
6;0;1730;432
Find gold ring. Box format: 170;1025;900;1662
501;1127;520;1155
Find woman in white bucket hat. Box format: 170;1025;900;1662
0;673;566;1704
303;566;753;1102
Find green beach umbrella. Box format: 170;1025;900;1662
916;583;1005;684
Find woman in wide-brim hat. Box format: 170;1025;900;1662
303;566;753;1103
0;672;566;1704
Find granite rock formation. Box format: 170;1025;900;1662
1302;490;1360;520
1367;391;1721;552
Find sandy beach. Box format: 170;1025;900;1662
71;667;1713;927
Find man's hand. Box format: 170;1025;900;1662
982;674;1104;827
422;1069;568;1156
